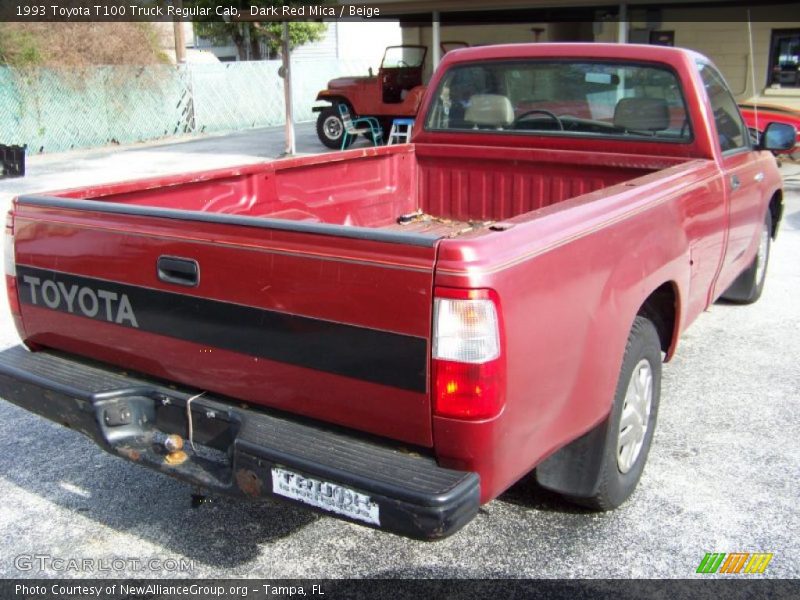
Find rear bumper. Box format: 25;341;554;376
0;345;479;540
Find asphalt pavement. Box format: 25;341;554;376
0;132;798;579
0;122;331;210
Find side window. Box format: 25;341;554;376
697;62;750;153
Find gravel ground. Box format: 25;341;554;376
0;137;798;579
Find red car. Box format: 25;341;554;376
739;103;800;155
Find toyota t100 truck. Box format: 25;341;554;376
1;44;795;539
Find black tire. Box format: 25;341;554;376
720;212;772;304
538;316;661;510
316;106;352;150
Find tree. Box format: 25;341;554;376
191;1;327;61
0;23;166;68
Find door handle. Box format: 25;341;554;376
730;175;741;190
157;256;200;287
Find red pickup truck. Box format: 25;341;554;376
1;44;795;539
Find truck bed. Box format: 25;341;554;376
39;144;686;240
11;143;691;449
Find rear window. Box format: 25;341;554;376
425;60;692;143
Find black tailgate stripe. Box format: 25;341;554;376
15;266;427;393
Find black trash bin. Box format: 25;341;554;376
0;144;26;179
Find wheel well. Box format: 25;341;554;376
637;282;678;358
769;191;783;239
320;97;352;113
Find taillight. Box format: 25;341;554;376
4;211;21;319
432;288;505;420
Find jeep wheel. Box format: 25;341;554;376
316;106;352;150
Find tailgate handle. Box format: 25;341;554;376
157;256;199;287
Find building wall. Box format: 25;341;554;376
187;21;401;66
291;23;339;61
656;19;797;104
337;21;403;66
402;8;800;107
403;23;559;80
597;11;800;107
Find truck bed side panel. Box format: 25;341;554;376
430;160;726;500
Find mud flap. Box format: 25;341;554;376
534;417;610;497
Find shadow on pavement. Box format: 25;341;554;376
498;471;594;515
120;124;335;159
0;401;318;569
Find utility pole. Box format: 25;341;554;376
281;21;296;155
173;0;186;63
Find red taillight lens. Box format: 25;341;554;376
433;358;505;419
432;288;505;420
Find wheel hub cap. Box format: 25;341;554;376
617;358;653;474
324;116;343;140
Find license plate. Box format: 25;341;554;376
271;466;381;526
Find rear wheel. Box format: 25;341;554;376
537;316;662;510
720;212;772;304
316;106;352;149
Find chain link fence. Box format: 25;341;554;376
0;58;370;154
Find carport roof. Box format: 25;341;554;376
340;0;793;21
347;0;614;11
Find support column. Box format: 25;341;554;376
617;3;628;43
432;12;441;70
172;0;186;63
282;21;296;156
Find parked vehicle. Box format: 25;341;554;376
2;44;795;540
314;45;427;148
314;43;471;150
739;103;800;156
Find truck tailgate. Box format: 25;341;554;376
12;198;437;447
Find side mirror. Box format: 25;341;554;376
368;67;374;77
759;122;797;151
